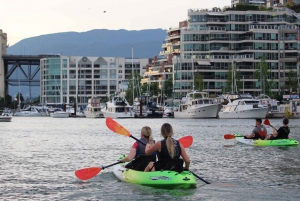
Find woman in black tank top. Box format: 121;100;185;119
144;123;190;172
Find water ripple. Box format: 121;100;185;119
0;117;299;200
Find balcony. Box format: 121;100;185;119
144;70;161;76
249;25;297;33
186;26;226;32
166;34;180;40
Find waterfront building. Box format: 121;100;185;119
232;0;266;7
40;56;148;107
266;1;300;7
0;29;8;98
142;6;300;100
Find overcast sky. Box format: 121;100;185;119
0;0;230;46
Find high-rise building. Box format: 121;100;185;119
142;6;300;99
232;0;266;7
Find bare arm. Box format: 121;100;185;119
119;148;136;162
180;143;190;170
145;141;161;155
245;132;255;138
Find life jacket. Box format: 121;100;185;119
136;138;156;158
256;125;267;138
157;138;181;160
125;138;156;170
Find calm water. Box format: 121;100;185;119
0;117;299;201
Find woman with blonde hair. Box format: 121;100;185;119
119;126;155;164
144;123;190;172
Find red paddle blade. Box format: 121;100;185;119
264;118;270;126
179;135;193;148
75;167;101;180
106;117;131;137
224;134;236;140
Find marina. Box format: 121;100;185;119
1;2;300;200
0;117;299;200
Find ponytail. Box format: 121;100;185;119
166;136;175;158
161;123;175;158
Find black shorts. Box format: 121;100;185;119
270;135;277;140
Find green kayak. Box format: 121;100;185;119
234;134;299;146
113;155;197;189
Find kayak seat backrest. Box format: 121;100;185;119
125;154;156;171
153;158;184;173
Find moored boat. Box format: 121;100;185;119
102;95;134;118
218;93;268;119
113;156;197;189
0;115;12;122
234;134;299;146
132;95;164;118
174;91;221;119
83;97;104;118
14;106;48;117
50;111;69;118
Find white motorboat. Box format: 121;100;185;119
255;94;282;118
14;106;48;117
218;93;269;119
102;95;134;119
0;115;12;122
255;94;280;109
1;108;13;116
174;91;221;119
50;111;69;118
84;97;104;118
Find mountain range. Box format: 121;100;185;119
7;29;167;58
6;29;167;97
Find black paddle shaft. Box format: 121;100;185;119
130;135;146;146
191;171;210;184
102;161;122;170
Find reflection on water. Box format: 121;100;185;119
0;117;299;200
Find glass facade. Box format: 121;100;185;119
156;8;300;97
40;56;148;105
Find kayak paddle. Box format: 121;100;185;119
105;117;193;148
264;118;276;130
224;133;236;140
191;171;210;184
75;161;121;181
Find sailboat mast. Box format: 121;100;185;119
192;55;195;92
131;45;135;103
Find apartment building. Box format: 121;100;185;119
232;0;266;7
40;55;148;106
267;0;300;7
142;7;300;99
